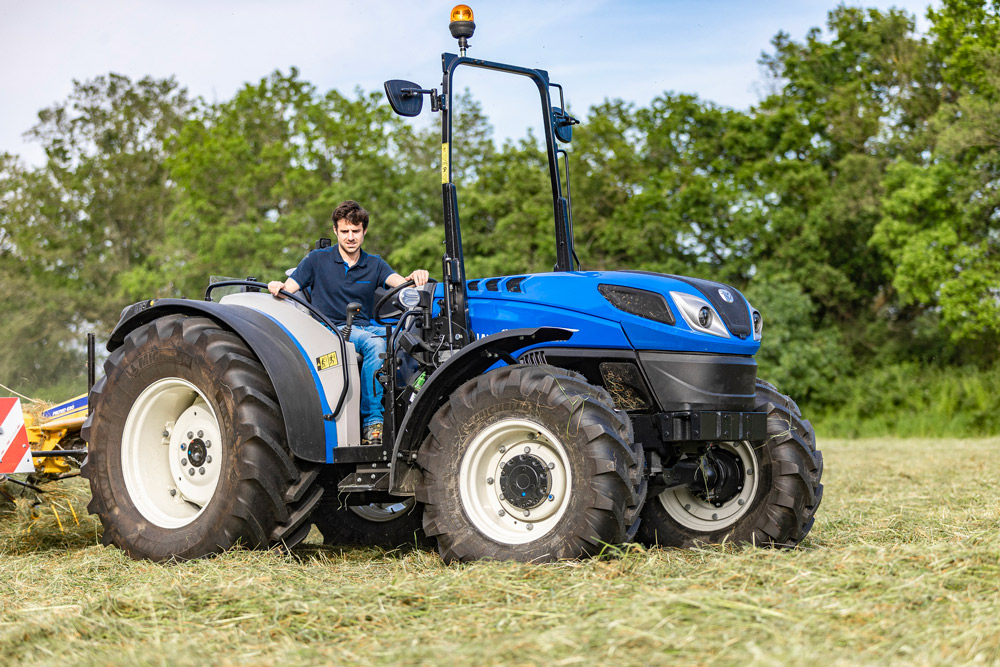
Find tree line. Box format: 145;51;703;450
2;1;999;435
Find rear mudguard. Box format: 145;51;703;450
104;299;330;463
389;326;573;494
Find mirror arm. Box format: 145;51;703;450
402;87;442;112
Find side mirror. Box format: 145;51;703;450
384;80;424;117
552;107;576;143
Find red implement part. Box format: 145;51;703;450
0;398;34;474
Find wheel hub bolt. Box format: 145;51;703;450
548;494;554;502
207;456;212;464
498;509;506;517
487;477;494;485
206;441;211;448
524;446;530;454
188;468;195;476
526;524;533;531
199;467;206;475
181;458;188;466
181;444;186;451
498;446;506;453
523;510;530;517
712;513;719;520
187;432;193;439
170;489;176;496
548;462;555;469
738;499;746;506
747;470;753;476
162;430;169;438
197;430;204;438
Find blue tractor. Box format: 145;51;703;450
82;6;822;563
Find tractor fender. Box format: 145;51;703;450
105;299;327;463
389;326;573;494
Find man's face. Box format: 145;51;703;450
335;219;366;254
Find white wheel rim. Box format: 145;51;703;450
350;499;416;523
121;377;224;529
657;441;759;531
458;418;572;545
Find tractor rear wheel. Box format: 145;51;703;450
82;314;322;561
636;379;823;548
416;364;644;563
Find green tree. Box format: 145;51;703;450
163;69;438;295
0;74;191;394
872;0;1000;353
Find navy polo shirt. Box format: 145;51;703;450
290;247;396;325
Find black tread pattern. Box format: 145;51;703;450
752;381;823;546
415;364;644;563
81;314;321;560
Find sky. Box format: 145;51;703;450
1;0;938;167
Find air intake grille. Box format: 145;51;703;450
519;350;548;365
506;277;527;293
598;284;675;326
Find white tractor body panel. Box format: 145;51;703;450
220;292;362;448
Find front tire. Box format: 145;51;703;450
82;314;322;561
637;378;823;548
416;365;644;563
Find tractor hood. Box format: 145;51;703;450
461;271;762;355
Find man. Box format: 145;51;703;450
268;200;429;445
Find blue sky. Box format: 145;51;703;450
1;0;937;167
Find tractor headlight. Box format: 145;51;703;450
749;303;763;341
399;287;422;309
669;291;730;338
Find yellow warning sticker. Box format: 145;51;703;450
441;142;449;184
316;352;339;370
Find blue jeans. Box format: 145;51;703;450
348;324;386;428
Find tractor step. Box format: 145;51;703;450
338;464;391;493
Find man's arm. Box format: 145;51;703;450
268;277;301;298
386;270;429;288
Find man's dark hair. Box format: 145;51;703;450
332;200;369;231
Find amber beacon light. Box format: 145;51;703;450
449;5;476;55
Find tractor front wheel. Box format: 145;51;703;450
637;379;823;548
416;365;644;563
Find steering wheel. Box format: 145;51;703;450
373;278;438;325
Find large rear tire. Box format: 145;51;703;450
416;364;644;563
637;378;823;548
81;314;322;561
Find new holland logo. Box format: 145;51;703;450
718;289;735;303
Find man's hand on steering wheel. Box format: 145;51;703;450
406;270;430;287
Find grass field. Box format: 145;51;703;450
2;437;999;666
